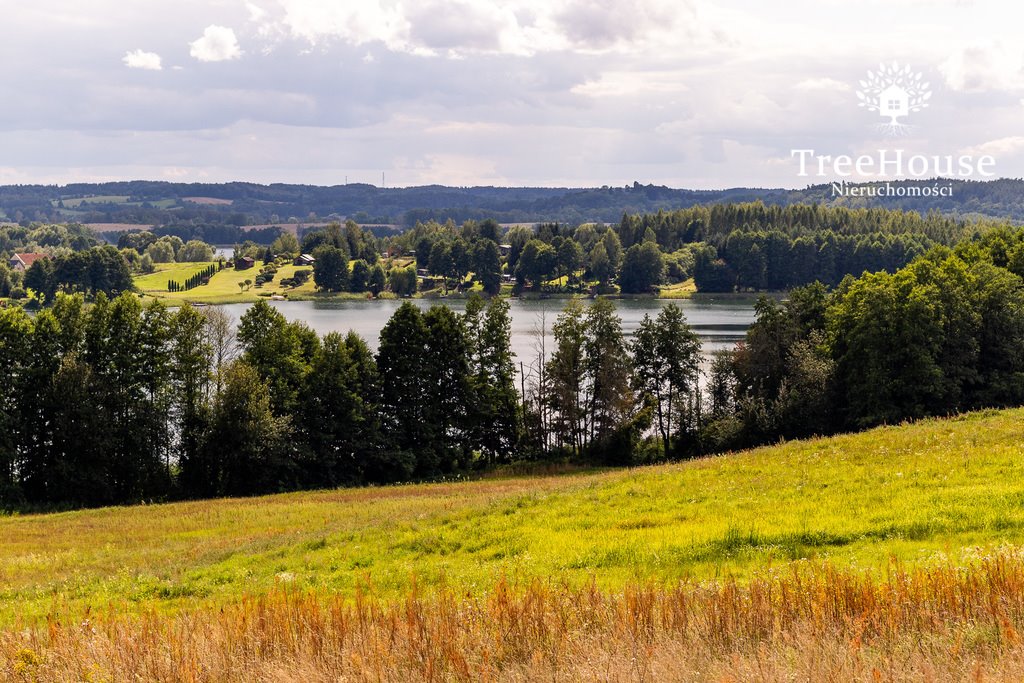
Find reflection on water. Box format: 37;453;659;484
219;296;759;368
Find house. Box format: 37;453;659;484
499;244;512;257
293;253;316;266
236;256;255;270
879;84;909;121
8;253;48;271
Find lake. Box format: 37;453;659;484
218;297;759;370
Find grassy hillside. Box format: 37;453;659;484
4;408;1024;625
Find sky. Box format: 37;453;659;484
2;0;1024;189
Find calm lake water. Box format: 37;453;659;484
218;297;759;368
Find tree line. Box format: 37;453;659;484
6;222;1024;510
692;229;934;291
168;264;220;292
0;295;521;508
23;246;133;302
0;288;706;509
697;233;1024;452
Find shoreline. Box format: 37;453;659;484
130;289;777;308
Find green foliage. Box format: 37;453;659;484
350;260;370;293
25;246;132;302
465;295;521;464
312;246;349;292
271;232;300;257
177;240;215;262
538;298;638;462
296;333;371;486
589;242;613;287
202;361;292;496
145;238;178;263
619;241;665;293
377;303;432;479
516;239;556;288
238;301;315;411
389;266;417;297
301;222;349;255
473;239;502;295
632;304;702;456
368;263;386;295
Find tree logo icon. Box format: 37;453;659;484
856;62;931;136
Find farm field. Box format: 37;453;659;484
5;409;1024;679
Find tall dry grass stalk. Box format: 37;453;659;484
8;551;1024;681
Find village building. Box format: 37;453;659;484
8;253;48;271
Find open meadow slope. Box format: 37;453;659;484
4;408;1024;621
6;409;1024;680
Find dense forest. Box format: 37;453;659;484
401;203;985;295
0;202;1012;305
0;201;1014;309
4;178;1024;230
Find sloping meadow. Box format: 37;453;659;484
4;408;1024;679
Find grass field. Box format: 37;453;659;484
52;195;130;208
134;261;317;304
658;278;697;298
6;409;1024;678
134;262;217;291
5;408;1024;623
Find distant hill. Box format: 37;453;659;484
2;177;1023;229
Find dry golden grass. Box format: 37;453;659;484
8;550;1024;681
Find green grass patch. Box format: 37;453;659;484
53;195;130;208
134;261;318;304
4;409;1024;621
134;262;217;291
658;278;696;298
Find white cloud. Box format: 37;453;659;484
270;1;410;51
961;136;1024;157
251;0;708;57
553;0;692;51
794;78;850;92
940;43;1024;92
246;2;267;22
572;71;689;97
122;49;162;70
189;25;242;62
